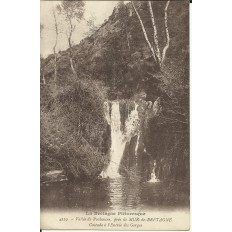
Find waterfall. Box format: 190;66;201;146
134;134;140;166
149;160;159;183
102;98;161;179
105;102;127;177
103;101;140;178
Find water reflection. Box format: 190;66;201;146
41;177;189;211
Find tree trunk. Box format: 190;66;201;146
53;9;58;86
148;1;161;64
53;48;57;85
131;1;157;64
68;37;77;77
161;0;170;64
66;17;78;78
70;55;77;76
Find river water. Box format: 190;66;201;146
41;177;189;211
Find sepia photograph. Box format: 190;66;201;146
40;0;190;230
3;0;232;232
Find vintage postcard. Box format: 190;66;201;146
40;0;190;230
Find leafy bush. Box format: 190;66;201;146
41;77;110;180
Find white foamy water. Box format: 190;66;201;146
134;134;140;165
105;101;127;177
102;101;140;178
149;161;159;183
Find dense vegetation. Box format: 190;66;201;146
41;1;189;182
41;77;110;180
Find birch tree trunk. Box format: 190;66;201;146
131;1;157;64
162;0;170;64
54;50;57;85
53;10;58;86
148;1;161;65
70;55;77;77
68;37;77;77
67;18;77;78
131;1;170;71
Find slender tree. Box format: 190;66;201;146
40;24;46;84
52;9;59;86
57;1;85;78
131;1;158;64
162;0;170;63
131;1;170;71
148;1;161;64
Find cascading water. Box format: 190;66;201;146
134;134;140;166
103;101;140;178
149;160;159;183
105;102;127;177
102;98;161;179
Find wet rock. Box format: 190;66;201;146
41;170;67;184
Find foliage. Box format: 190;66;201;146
41;76;109;179
85;15;99;36
57;1;85;22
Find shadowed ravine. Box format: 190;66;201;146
41;99;189;211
